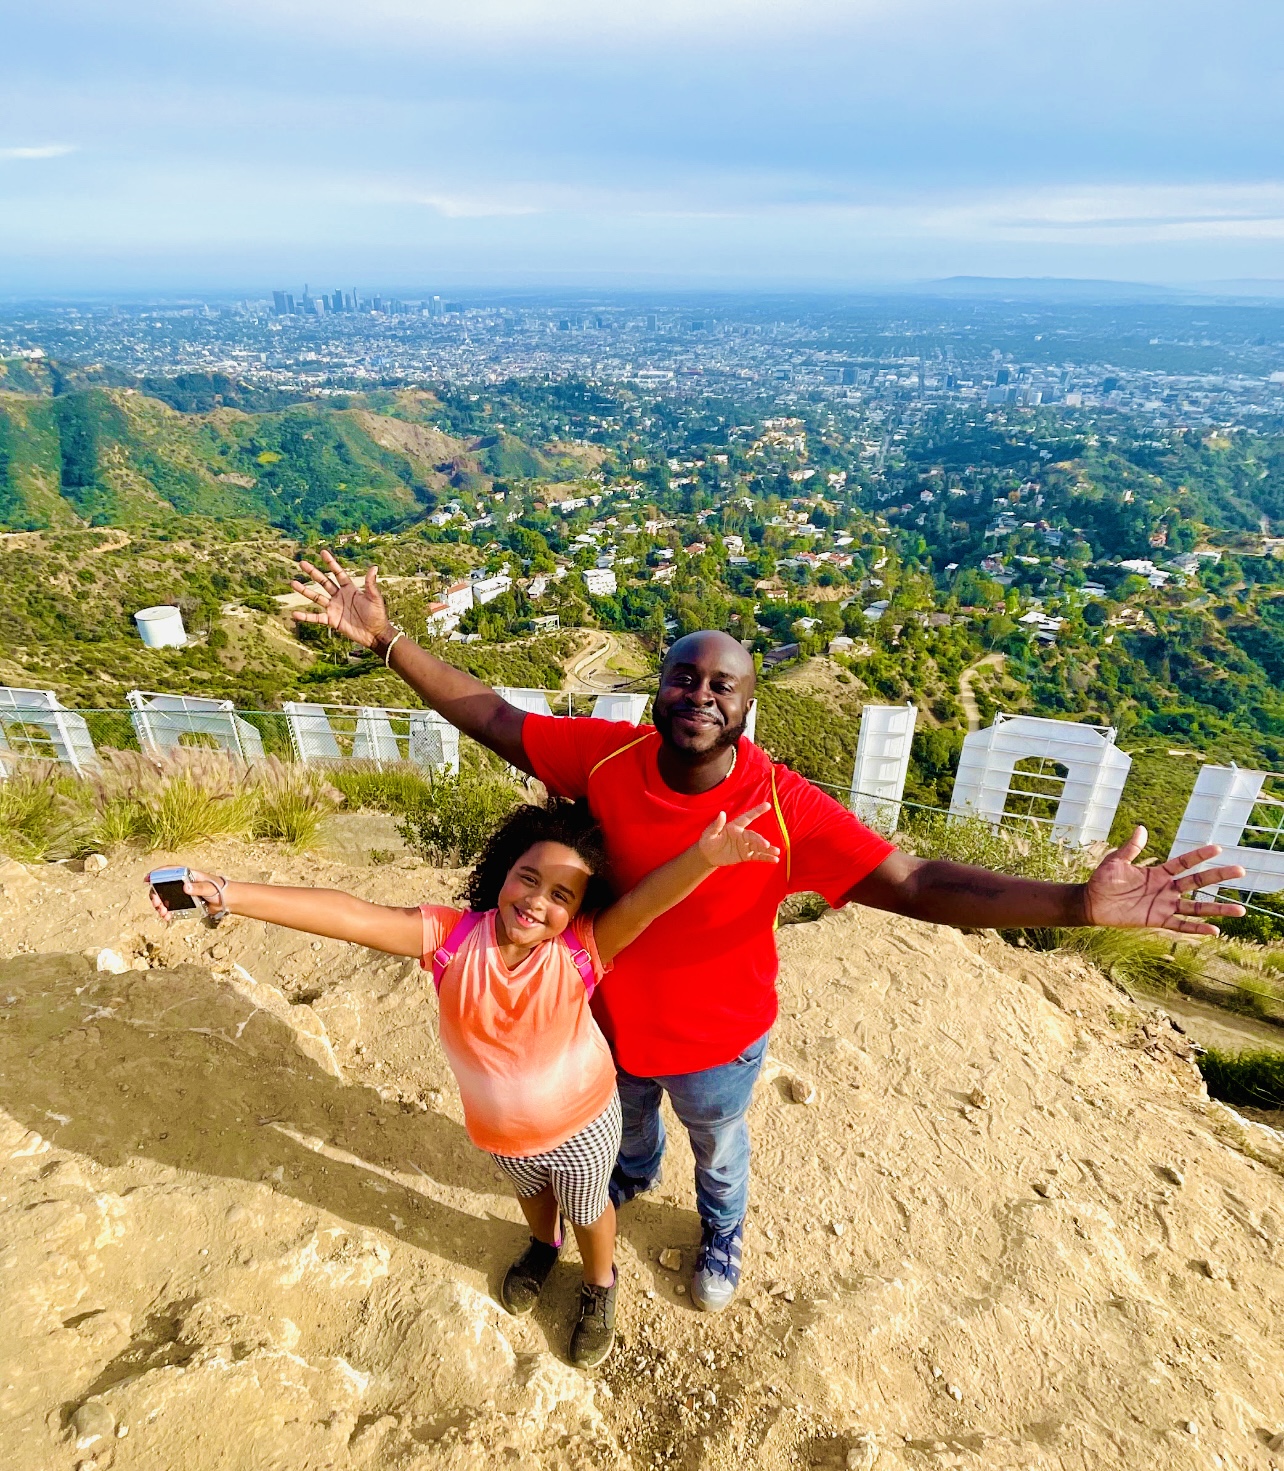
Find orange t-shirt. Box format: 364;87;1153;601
419;905;617;1157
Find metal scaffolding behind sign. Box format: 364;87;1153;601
0;687;100;776
849;702;917;830
949;712;1131;846
126;692;266;763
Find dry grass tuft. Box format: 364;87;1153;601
1;750;342;856
1057;926;1210;994
0;761;90;861
899;812;1092;884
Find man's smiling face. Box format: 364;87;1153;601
651;631;756;758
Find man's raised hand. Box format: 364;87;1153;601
1083;825;1247;935
291;549;391;649
699;802;781;868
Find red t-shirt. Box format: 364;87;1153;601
522;716;896;1077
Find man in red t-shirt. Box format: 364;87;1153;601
291;553;1245;1311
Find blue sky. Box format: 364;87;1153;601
2;0;1282;291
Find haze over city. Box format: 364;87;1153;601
3;0;1283;293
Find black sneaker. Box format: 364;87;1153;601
568;1270;617;1369
608;1162;662;1209
501;1236;560;1316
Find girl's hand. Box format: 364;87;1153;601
149;869;230;921
698;802;781;869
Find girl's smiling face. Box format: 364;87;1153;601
495;840;592;951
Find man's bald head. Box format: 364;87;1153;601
653;629;757;761
661;630;757;690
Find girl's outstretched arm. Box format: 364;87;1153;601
594;802;779;966
150;870;424;957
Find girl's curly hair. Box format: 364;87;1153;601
461;796;613;915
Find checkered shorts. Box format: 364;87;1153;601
490;1091;623;1227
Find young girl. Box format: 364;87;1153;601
149;795;778;1368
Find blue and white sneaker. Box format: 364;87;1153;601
690;1218;743;1313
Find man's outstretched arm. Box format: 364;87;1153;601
290;552;532;773
845;826;1247;935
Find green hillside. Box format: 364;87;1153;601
0;523;578;711
5;363;1284;863
0;372;549;537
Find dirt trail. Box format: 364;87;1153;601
959;653;1006;732
2;844;1284;1470
1139;988;1284;1054
566;631;627;693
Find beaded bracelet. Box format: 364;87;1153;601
381;627;405;667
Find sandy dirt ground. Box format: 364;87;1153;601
2;843;1283;1471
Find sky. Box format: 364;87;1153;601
1;0;1282;293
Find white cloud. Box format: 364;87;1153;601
554;177;1284;245
165;0;912;48
411;193;542;219
920;183;1284;243
0;144;77;160
393;176;1284;245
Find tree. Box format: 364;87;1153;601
507;524;555;571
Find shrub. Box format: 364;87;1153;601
896;816;1223;971
397;772;525;865
86;750;338;852
0;762;90;860
754;684;861;788
1199;1047;1284;1109
1057;927;1209;993
904;726;964;812
328;763;438;816
1216;890;1284;945
93;796;148;850
900;812;1091;884
249;760;341;848
90;750;255;849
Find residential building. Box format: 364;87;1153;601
472;573;513;605
443;581;473;615
584;567;617;597
425;602;460;636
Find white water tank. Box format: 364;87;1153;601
134;605;187;648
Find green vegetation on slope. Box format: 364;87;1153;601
0;381;515;537
4;367;1284;879
1199;1048;1284;1110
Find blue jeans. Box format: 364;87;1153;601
611;1032;769;1232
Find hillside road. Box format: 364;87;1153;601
565;631;626;692
958;652;1005;732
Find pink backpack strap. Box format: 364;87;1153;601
559;930;599;997
431;909;486;992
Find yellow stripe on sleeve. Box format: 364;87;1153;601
588;730;655;780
